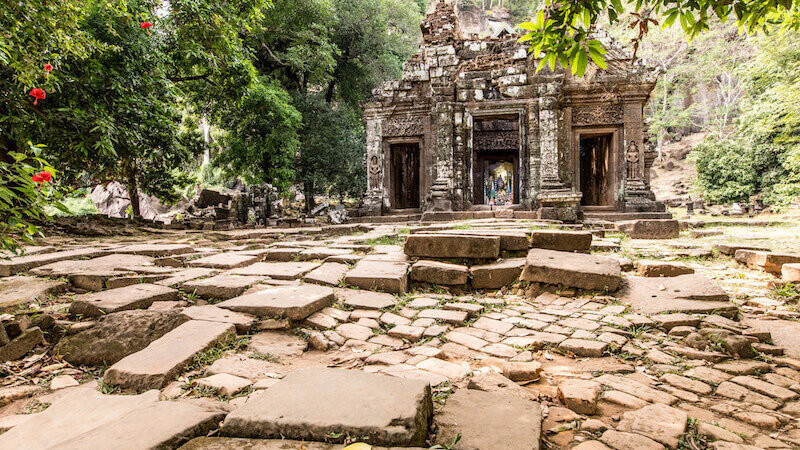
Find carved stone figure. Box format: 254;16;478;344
626;141;640;180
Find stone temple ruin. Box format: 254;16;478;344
360;1;668;222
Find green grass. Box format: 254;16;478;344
362;235;405;246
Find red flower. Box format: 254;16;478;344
29;88;46;105
39;171;53;182
31;174;43;183
141;21;152;29
44;64;53;72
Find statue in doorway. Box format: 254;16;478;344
626;140;640;180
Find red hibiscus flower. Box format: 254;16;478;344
31;173;43;183
44;64;53;73
29;88;46;105
39;171;53;182
141;21;152;29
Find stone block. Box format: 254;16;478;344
0;276;68;312
189;253;260;269
620;275;735;316
558;379;601;415
529;230;592;252
344;260;409;293
222;368;432;447
410;260;468;285
181;305;255;333
70;284;179;318
0;327;43;361
616;219;680;239
404;234;500;259
783;263;800;282
521;249;622;291
637;260;695;277
232;262;320;280
218;285;335;320
303;262;349;286
181;275;265;299
470;258;525;289
0;247;106;277
736;250;800;275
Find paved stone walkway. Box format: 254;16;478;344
0;218;798;449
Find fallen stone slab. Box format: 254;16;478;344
619;275;736;316
181;305;255;333
190;253;260;269
222;367;432;447
0;247;107;277
783;263;800;282
735;250;800;275
596;374;678;405
156;268;218;287
30;253;152;280
337;289;397;310
404;234;500;259
179;437;428;449
303;262;349;286
263;248;302;261
344;259;408;293
104;320;236;390
296;247;353;261
0;327;43;361
637;260;694;277
70;283;179;317
617;403;687;449
521;249;622;291
196;373;252;396
558;379;601;415
114;243;195;257
0;388;223;449
231;261;320;279
0;276;68;311
435;389;541;450
616;219;680;239
248;331;308;358
56;310;189;366
530;230;592;252
601;429;665;450
426;229;529;251
410;260;468;285
470;257;525;289
218;285;335;320
181;274;265;299
559;338;608;357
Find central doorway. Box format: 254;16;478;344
472;117;520;205
579;134;613;206
390;143;420;209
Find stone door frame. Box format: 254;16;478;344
383;136;425;211
571;126;623;210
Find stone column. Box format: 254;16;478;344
360;114;385;216
525;100;540;209
538;88;562;189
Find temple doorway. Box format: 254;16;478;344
579;134;614;206
472;117;520;205
390;143;420;209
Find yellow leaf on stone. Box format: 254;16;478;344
343;444;372;450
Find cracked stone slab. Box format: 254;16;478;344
522;249;622;291
0;276;68;311
222;367;432;447
344;259;409;293
104;320;236;390
217;285;335;319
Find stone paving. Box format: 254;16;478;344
0;218;799;449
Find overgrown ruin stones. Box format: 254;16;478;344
410;260;468;285
529;230;592;252
0;327;43;361
0;388;223;449
617;220;680;239
70;283;179;317
222;368;433;447
404;234;500;258
104;320;236;390
217;285;335;319
434;389;541;450
0;247;106;277
55;310;189;366
522;249;622;291
620;274;736;316
344;259;409;293
470;257;525;289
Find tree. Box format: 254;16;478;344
519;0;800;76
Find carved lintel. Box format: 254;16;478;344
572;104;623;126
474;130;519;152
382;117;424;137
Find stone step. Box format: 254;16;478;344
0;247;107;277
70;283;179;317
104;320;236;390
521;249;622;292
344;259;409;293
469;258;525;289
217;285;335;319
0;386;223;449
410;260;468;285
221;367;432;447
423;229;529;251
529;229;593;252
616;219;680;239
404;234;500;258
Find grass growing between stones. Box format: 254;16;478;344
678;417;710;450
361;234;405;246
185;334;251;373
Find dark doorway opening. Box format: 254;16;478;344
472;117;520;205
390;143;420;209
579;134;613;206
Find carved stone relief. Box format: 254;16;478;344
368;154;382;187
382;117;424;137
625;140;640;180
474;130;519;152
572;104;623;126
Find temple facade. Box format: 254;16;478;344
360;1;664;221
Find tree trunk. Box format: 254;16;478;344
127;164;141;219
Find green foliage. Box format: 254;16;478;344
694;29;800;206
0;149;64;253
518;0;800;77
46;191;100;217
